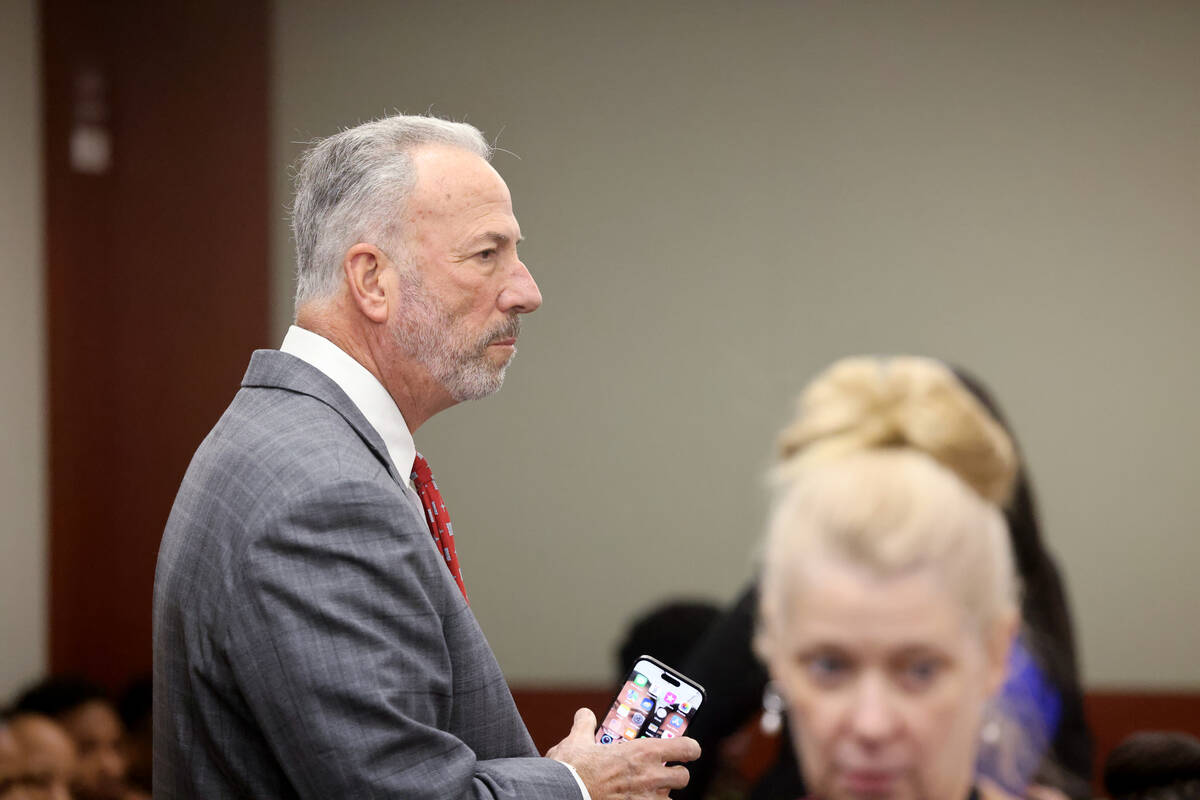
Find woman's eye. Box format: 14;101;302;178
898;658;942;690
807;653;851;684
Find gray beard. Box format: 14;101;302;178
391;273;520;402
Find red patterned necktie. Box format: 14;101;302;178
410;453;468;603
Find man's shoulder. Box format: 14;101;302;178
207;379;376;479
164;357;402;543
157;360;422;609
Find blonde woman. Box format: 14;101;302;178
754;356;1064;800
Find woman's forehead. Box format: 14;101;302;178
785;559;976;652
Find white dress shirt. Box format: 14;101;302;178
280;325;417;481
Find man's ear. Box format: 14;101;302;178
343;243;390;323
984;610;1020;695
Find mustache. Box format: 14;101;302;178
483;315;521;346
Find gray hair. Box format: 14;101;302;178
290;114;492;309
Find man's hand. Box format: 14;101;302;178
546;708;701;800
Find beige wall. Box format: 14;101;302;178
271;0;1200;688
0;0;47;701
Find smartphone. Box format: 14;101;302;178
595;655;705;744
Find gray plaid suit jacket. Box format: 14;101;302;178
153;349;579;799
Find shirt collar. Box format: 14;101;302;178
280;325;416;480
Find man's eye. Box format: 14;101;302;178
477;248;497;261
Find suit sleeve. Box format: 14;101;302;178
222;476;580;800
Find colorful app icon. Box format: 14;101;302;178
633;673;649;687
625;688;640;702
631;712;645;725
616;703;631;718
624;727;639;740
663;692;677;705
680;701;692;713
599;733;614;744
654;707;667;718
661;729;677;739
640;697;655;713
668;714;684;729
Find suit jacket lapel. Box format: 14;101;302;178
240;349;413;492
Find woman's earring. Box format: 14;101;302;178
761;681;785;735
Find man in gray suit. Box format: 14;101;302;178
154;115;699;799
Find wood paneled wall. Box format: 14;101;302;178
42;0;270;690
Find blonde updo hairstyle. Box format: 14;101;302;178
756;356;1021;663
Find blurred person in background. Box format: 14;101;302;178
114;679;151;797
11;677;144;800
615;600;722;686
1104;732;1200;800
6;714;76;800
1;720;26;799
678;359;1090;800
751;356;1067;800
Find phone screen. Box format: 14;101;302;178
595;655;705;744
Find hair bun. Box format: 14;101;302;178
777;356;1017;505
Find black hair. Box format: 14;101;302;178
116;675;153;732
1105;732;1200;800
949;365;1093;794
10;675;113;719
616;600;721;685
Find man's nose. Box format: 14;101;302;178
498;258;542;314
849;677;900;742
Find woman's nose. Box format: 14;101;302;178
848;676;900;742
